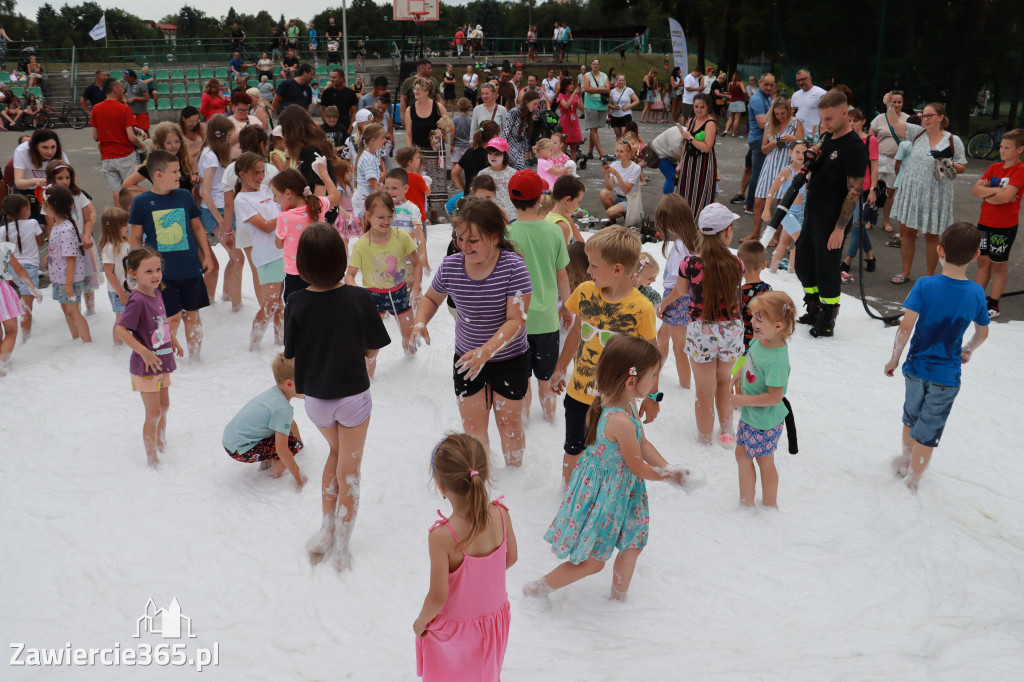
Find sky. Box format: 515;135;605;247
11;1;411;25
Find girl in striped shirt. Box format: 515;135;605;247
412;199;533;467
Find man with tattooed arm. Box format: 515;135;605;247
795;89;868;337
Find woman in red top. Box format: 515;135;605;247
199;79;229;120
725;72;747;137
556;77;582;163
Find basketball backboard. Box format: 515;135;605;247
393;0;439;21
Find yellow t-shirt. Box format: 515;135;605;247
349;228;417;290
565;281;657;404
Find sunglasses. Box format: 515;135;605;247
580;321;615;346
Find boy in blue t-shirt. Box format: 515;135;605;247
884;222;990;491
223;354;305;489
128;150;214;361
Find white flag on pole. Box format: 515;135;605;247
90;12;107;41
668;18;687;71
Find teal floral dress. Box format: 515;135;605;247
544;405;650;563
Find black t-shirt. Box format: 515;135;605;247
231;29;245;50
320;122;347;149
83;83;105;107
298;145;337;188
458;147;489;187
805;130;869;232
282;56;299;68
284;285;391;399
276;78;312;111
324;27;340;42
320;87;359;128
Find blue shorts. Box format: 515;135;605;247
199;207;234;246
14;263;38;296
736;420;784;457
52;280;85;304
368;283;411;315
161;275;210;317
661;288;690;327
614;194;628;206
108;290;127;314
902;373;960;448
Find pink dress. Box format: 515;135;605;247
416;499;511;682
557;92;582;144
334;187;362;239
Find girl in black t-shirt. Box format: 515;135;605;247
284;223;390;571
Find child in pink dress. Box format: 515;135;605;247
332;158;361;251
414;434;518;682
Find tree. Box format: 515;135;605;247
36;3;56;45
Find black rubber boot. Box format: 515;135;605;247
797;293;820;325
810;303;840;338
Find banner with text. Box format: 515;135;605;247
669;18;687;71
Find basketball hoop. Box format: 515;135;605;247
411;11;427;27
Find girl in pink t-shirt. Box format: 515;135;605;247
414;433;517;682
842;108;880;274
272;165;340;302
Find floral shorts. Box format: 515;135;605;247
736;420;784;458
661;289;690;327
685;318;743;363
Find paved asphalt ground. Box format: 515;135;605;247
6;120;1020;323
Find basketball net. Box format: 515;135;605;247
412;12;426;27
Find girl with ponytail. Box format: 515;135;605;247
414;433;517;681
526;334;692;602
271;164;340;302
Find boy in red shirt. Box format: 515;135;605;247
395;146;430;223
972;128;1024;318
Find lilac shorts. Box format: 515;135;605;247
304;389;372;429
736;420;784;458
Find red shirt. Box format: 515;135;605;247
407;171;428;221
979;160;1024;228
89;99;138;160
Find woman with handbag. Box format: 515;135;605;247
887;98;966;284
677;93;719;217
405;78;452;219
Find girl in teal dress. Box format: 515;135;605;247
525;335;692;601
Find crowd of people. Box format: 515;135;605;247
0;51;1019;680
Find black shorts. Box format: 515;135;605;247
283;273;309;303
978;223;1017;264
563;393;592;456
162;275;210;317
453;352;530;401
744;145;753;169
527;332;559;381
611;114;632;127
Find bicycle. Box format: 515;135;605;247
967;124;1003;160
33;100;89;131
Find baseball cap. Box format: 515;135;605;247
697;202;740;235
508;170;547;201
485;137;509;153
124;69;137;79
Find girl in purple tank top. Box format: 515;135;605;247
414;434;518;682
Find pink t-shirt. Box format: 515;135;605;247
862;135;879;191
537;157;558;193
275;196;331;275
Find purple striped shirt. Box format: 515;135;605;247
431;249;532;362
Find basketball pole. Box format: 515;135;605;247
342;0;350;86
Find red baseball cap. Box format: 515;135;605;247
508;169;548;201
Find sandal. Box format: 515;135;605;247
890;273;910;285
767;237;779;248
885;237;902;248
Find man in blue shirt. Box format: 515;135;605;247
731;73;776;223
228;52;248;79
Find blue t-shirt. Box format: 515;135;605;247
222;386;294;454
747;88;772;144
228;58;245;74
129;189;203;281
902;275;989;386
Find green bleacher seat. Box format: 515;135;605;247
315;64;328;76
319;78;329;89
27;87;42;99
171;83;186;95
215;67;228;79
273;65;282;76
155;69;169;80
109;70;124;80
11;87;24;98
156;83;169;95
157;99;171;111
172;97;186;109
147;99;155;111
347;64;355;75
200;67;214;80
188;97;201;108
187;82;200;94
171;69;184;80
185;68;199;80
0;72;9;83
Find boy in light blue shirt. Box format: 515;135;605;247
223;354;305;490
884;223;989;491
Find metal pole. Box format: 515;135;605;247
342;0;350;84
870;0;889;115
